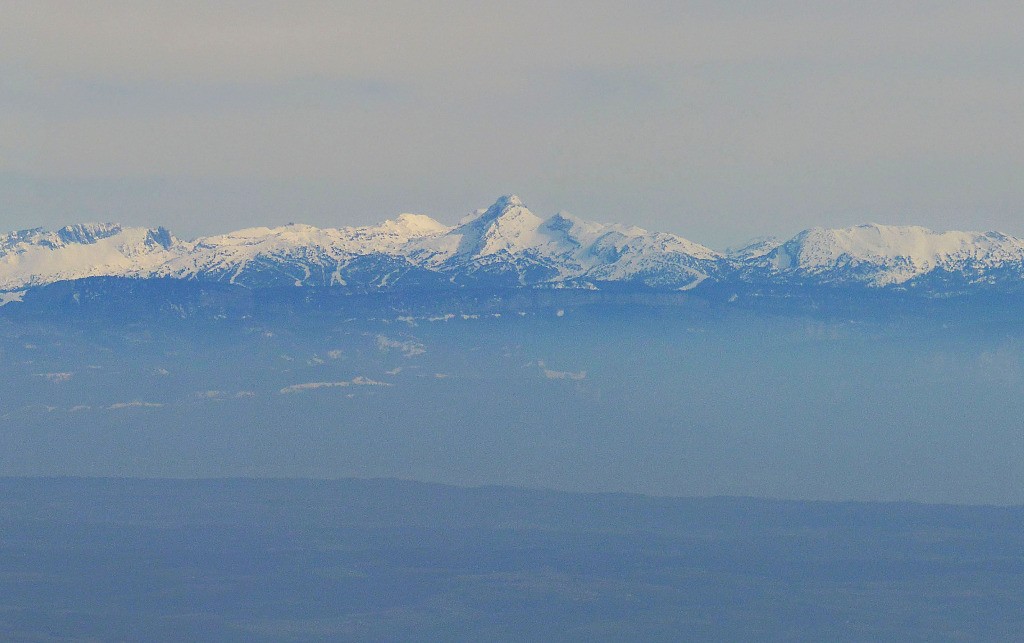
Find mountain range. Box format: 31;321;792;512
4;195;1024;296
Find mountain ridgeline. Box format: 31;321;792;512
5;195;1024;297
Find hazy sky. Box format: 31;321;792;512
2;1;1022;248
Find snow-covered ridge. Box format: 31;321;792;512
760;223;1024;286
3;199;1024;293
0;196;722;291
726;236;783;260
0;223;179;290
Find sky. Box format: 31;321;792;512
2;0;1023;249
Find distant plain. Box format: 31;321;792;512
2;477;1023;641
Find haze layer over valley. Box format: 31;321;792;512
4;275;1024;505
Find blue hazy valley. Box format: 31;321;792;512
3;280;1023;505
4;277;1024;640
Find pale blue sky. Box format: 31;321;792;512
2;0;1022;248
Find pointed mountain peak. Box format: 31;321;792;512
456;195;529;226
455;195;542;229
495;194;524;208
477;194;532;221
449;195;545;256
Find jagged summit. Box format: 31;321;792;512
2;222;124;251
3;198;1024;294
0;223;183;291
55;223;125;245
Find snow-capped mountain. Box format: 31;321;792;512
0;223;178;291
725;236;783;260
155;214;451;289
3;198;1024;296
0;196;723;292
750;223;1024;288
408;195;722;288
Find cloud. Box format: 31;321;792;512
108;401;164;409
280;381;349;394
377;335;425;357
280;376;391;394
16;404;58;414
543;368;586;381
350;376;389;386
537;360;586;381
194;389;254;400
